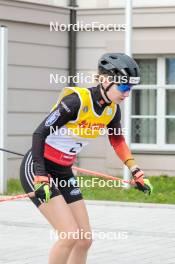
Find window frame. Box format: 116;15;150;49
131;56;175;151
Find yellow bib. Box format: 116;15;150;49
52;87;117;138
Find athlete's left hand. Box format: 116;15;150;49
34;175;51;203
130;166;153;195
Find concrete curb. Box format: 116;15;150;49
1;195;175;209
85;200;175;209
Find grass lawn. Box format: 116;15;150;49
5;175;175;204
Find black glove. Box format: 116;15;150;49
131;166;153;195
34;175;51;203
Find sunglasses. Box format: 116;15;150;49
116;84;132;92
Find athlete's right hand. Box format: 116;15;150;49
34;175;51;203
130;166;153;195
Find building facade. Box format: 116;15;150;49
0;0;174;178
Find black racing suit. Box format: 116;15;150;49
20;85;121;207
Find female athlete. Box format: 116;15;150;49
20;53;152;264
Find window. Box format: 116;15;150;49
131;57;175;150
132;59;157;144
137;59;157;85
165;59;175;144
166;59;175;84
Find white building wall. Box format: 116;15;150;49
0;0;175;178
0;0;69;178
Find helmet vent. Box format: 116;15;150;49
101;60;108;65
110;56;117;60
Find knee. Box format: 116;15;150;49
59;237;77;250
58;229;93;251
76;237;93;251
58;229;79;249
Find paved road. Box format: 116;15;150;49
0;199;175;264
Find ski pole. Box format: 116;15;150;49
0;167;133;203
0;192;35;203
0;148;134;203
72;166;132;184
